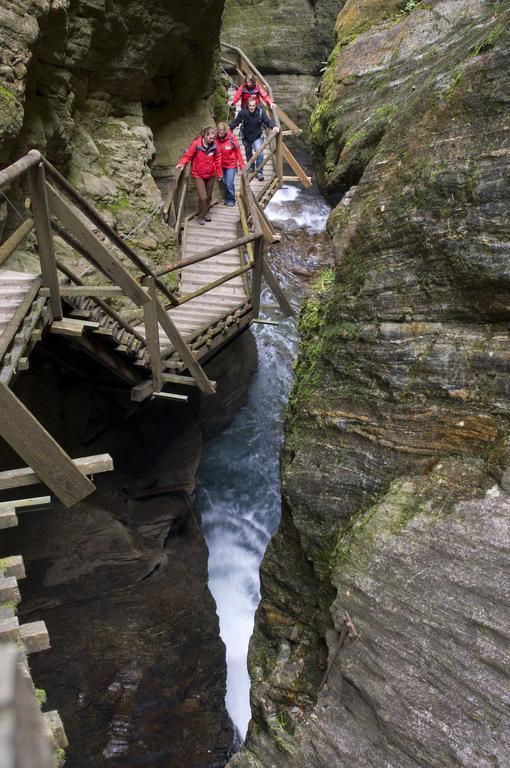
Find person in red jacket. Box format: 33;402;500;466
231;74;274;110
176;126;222;225
216;122;244;206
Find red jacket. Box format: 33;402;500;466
216;131;244;170
231;82;272;109
178;137;222;179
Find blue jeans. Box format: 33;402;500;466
244;137;264;174
222;167;237;203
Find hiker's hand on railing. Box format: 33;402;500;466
272;127;280;134
176;164;184;171
271;102;277;109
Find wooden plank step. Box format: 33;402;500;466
0;507;17;529
19;620;50;653
0;576;21;605
44;711;68;749
0;454;113;491
0;615;19;641
1;556;25;580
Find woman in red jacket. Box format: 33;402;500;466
176;126;222;225
231;74;274;110
216;122;244;206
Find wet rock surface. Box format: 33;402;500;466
229;2;510;766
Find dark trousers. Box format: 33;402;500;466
195;176;216;217
243;137;264;174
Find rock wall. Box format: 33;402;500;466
221;0;345;127
0;0;225;267
229;1;510;766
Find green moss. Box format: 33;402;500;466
55;746;66;767
445;69;464;101
0;558;7;575
471;22;505;56
36;688;47;707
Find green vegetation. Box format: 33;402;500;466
400;0;420;14
55;746;66;767
471;22;505;56
36;688;47;707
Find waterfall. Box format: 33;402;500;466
198;184;331;738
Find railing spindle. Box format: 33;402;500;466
27;159;63;320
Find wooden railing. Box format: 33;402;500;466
219;40;312;190
0;150;216;395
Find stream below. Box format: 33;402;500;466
198;183;332;739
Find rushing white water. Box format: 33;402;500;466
198;185;330;739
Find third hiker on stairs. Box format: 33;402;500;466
216;122;245;207
176;126;222;225
229;97;279;182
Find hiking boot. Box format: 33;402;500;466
226;200;236;207
256;172;264;181
204;213;212;222
198;217;206;225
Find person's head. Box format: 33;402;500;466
216;122;229;140
247;96;258;113
202;126;216;145
245;74;256;88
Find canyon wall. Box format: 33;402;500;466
221;0;345;127
230;1;510;766
0;0;225;268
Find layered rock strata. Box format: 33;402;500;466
230;1;510;766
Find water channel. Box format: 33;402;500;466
198;183;332;738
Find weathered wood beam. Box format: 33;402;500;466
0;576;21;605
0;151;40;190
28;158;63;319
155;304;216;395
0;496;51;511
0;219;35;267
262;256;294;317
0;556;25;580
142;277;162;392
45;184;149;308
0;454;113;491
281;142;312;187
154;233;258;276
0;383;95;507
41;285;124;298
0;507;17;529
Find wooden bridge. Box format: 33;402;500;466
0;42;310;511
0;43;312;767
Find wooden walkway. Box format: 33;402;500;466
0;41;310;509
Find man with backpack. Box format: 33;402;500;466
229;96;280;182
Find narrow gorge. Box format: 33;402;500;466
0;1;509;767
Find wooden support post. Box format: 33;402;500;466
155;304;216;395
276;130;284;181
0;382;95;507
45;184;150;308
27;158;63;320
251;237;264;319
281;142;312;188
262;256;294;317
142;277;162;392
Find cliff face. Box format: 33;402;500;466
221;0;345;126
229;1;510;766
0;0;224;267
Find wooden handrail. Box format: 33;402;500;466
176;263;253;307
0;219;35;266
220;42;272;97
154;233;259;276
40;155;179;307
0;151;41;190
51;222;147;345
